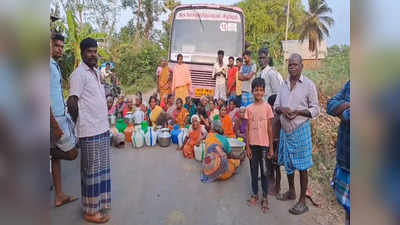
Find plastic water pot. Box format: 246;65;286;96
194;141;206;162
131;127;145;148
177;128;188;149
145;127;157;147
171;125;181;144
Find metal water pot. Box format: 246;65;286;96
157;128;171;147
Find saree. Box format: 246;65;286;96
221;116;235;138
184;104;196;123
149;106;164;128
173;108;189;128
183;126;201;159
175;86;189;101
158;66;171;98
172;63;192;100
205;132;231;155
200;143;240;182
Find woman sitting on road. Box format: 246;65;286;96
201;120;241;182
208;100;219;121
219;105;235;138
197;95;210;130
228;99;239;122
122;97;134;117
115;95;126;118
107;96;116;116
172;98;189;128
165;94;176;116
233;106;248;144
184;96;197;124
181;115;208;158
147;96;164;128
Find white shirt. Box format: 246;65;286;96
258;65;283;101
212;61;227;86
69;63;109;137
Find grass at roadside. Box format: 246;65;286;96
307;46;349;224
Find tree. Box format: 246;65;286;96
143;0;162;40
122;0;162;40
237;0;305;61
298;0;334;58
65;9;107;69
159;0;180;50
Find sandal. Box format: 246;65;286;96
83;212;110;224
288;202;309;215
247;195;258;207
276;191;296;201
55;195;78;207
260;197;269;213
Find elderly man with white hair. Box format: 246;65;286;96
274;53;320;215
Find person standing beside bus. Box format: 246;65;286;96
235;57;243;107
156;58;172;99
226;56;237;103
238;50;257;107
172;54;193;101
212;50;228;102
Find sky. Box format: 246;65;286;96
117;0;350;47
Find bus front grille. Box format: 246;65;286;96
190;70;215;87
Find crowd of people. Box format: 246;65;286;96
50;32;350;224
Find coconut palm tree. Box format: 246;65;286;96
299;0;334;58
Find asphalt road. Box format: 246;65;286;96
50;144;321;225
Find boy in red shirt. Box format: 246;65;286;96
245;77;274;213
226;56;237;101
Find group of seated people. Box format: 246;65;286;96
107;92;248;182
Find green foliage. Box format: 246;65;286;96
65;9;107;69
58;49;75;81
116;40;165;88
238;0;306;61
303;45;349;96
122;75;156;95
299;0;334;54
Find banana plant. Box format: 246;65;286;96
65;9;107;69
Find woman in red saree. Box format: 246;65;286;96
182;115;208;159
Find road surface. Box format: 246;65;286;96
50;144;322;225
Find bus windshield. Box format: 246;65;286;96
170;8;243;64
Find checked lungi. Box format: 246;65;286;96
331;166;350;213
80;131;111;214
278;121;313;175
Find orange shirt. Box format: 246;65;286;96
245;102;274;146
